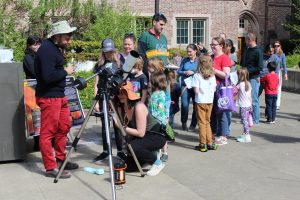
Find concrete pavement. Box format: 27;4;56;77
0;91;300;200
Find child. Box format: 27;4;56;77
167;70;181;128
146;72;167;176
129;57;148;104
192;55;217;152
93;38;126;162
148;57;171;162
236;67;252;143
260;61;279;124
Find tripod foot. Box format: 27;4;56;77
53;179;58;183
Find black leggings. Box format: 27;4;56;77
101;116;123;151
126;133;166;172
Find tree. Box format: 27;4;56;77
284;0;300;52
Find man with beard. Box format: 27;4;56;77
34;20;78;178
138;13;169;79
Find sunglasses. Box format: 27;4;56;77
274;44;280;47
125;32;135;37
210;43;220;47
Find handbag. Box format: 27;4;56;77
216;74;236;112
161;123;175;142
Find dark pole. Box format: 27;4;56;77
155;0;159;13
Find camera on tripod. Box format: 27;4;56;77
73;50;140;92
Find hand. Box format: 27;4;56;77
184;70;194;76
171;101;175;104
284;74;288;80
94;103;100;113
65;65;75;75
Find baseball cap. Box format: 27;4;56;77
101;38;117;52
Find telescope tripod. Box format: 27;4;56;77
54;91;146;200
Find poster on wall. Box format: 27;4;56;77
24;76;85;138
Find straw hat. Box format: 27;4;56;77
120;81;140;101
47;20;77;38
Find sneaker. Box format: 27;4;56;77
45;168;71;179
207;143;218;150
266;121;272;124
270;121;276;124
56;159;79;170
237;134;251;143
182;123;187;131
146;162;165;176
194;144;207;152
160;154;168;162
117;151;127;161
93;152;109;162
214;136;228;145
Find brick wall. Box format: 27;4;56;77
126;0;291;48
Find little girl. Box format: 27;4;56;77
236;67;252;143
148;57;170;162
147;72;167;176
192;55;217;152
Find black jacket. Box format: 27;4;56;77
34;39;67;98
23;49;36;79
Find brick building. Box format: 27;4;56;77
112;0;291;56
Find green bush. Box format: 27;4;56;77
286;53;300;68
75;70;96;108
168;47;187;59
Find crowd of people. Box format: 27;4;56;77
24;13;289;179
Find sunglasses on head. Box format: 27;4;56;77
125;32;135;37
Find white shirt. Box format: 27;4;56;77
236;81;252;107
192;73;216;104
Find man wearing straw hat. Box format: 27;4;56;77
34;20;78;178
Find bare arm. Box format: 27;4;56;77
214;66;230;79
125;103;148;138
94;76;100;112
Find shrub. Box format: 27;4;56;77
286;53;300;68
75;70;96;108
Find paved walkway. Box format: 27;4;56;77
0;91;300;200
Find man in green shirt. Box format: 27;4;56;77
138;13;169;79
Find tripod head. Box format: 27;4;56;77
73;50;140;94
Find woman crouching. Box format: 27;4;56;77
116;81;166;176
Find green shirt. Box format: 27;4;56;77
138;31;169;66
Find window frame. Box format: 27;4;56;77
176;18;206;45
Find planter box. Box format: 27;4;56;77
282;69;300;93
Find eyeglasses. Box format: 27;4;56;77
274;45;280;47
210;43;220;47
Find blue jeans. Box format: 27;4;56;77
249;78;260;124
169;114;175;128
180;87;197;127
265;94;277;122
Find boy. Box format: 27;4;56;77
260;61;279;124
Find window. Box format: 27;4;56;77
239;18;245;28
176;19;206;45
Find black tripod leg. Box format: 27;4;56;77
54;100;98;183
109;100;146;177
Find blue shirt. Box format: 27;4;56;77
177;57;198;87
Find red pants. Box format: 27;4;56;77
36;97;71;170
